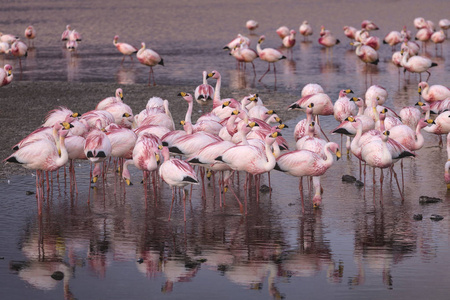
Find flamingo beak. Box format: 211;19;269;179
125;179;132;186
71;112;80;117
180;120;185;125
119;92;123;100
93;175;98;183
336;150;341;160
346;89;353;94
155;154;160;162
178;92;186;97
447;183;450;190
418;87;422;95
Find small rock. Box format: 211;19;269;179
419;196;442;204
196;258;207;263
0;257;4;260
51;271;64;281
260;185;272;193
430;214;444;221
413;214;423;220
355;180;364;187
137;258;144;264
342;175;356;183
25;191;35;195
288;203;295;206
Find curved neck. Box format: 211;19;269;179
122;159;134;180
56;134;69;167
264;139;276;171
185;100;193;124
256;42;262;55
322;143;335;168
213;75;222;107
202;71;207;85
355;44;362;56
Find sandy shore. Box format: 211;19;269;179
0;81;299;178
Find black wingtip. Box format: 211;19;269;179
159;59;164;66
6;156;21;164
169;146;183;154
13;146;19;151
187;158;201;164
333;128;352;135
215;156;224;162
183;176;198;184
431;62;438;67
274;163;285;172
162;141;168;146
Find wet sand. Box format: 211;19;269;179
0;81;299;177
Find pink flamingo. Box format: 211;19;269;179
0;64;13;87
276;26;289;39
445;132;450;189
359;30;380;50
351;41;379;65
318;26;340;57
96;88;124;110
236;39;258;75
61;25;71;41
194;71;215;104
256;35;286;82
383;30;402;49
299;21;313;41
361;20;379;31
113;35;137;64
274;142;341;208
84;119;112;183
418;81;450;102
399;106;422;129
301;83;324;97
122;133;160;188
343;26;357;41
401;47;437;81
4;123;72;215
11;40;28;70
246;20;259;33
430;30;445;53
137;42;164;86
223;34;250;50
159;145;199;222
439;19;450;35
24;25;36;48
81;110;115;129
282;29;296;58
0;32;18;44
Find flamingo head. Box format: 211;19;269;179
290;29;296;35
4;64;12;75
231;109;239;116
114;35;119;41
247;121;259;128
417;82;427;94
206;70;219;80
276;123;288;129
303;20;309;25
258;35;266;44
329;142;342;160
178;92;193;102
312;195;322;208
140;42;146;49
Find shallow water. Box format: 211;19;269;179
1;0;450;299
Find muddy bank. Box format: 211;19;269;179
0;81;299;178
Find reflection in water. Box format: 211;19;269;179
116;66;137;84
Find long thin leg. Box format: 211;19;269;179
168;188;175;221
259;63;271;82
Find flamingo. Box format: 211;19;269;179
423;110;450;136
418;82;450;102
361;20;379;31
136;42;164;86
318;27;340;50
401;47;437;81
274;142;341;207
282;29;296;58
301;83;324;97
383;30;402;49
69;29;82;42
246;20;258;33
159;145;198;222
105;123;137;160
194;71;215;104
256;35;286;82
24;25;36;47
84;119;112;183
445;132;450;189
365;85;388;107
42;106;80;128
399;106;422;129
0;32;18;44
223;34;250;50
4;122;73;215
81;110;115;129
113;35;138;64
351;41;379;65
334;89;357;123
61;25;71;41
0;41;10;55
235;39;258;75
216;131;281;212
103;102;134;128
359;30;380;50
430;30;445;53
122;133;160;186
439;19;450;35
401;26;412;41
276;26;290;39
343;26;357;41
66;40;78;52
296;121;327;157
288;93;334;116
388;119;430;151
96;88;124;110
299;21;313;41
11;40;28;70
0;64;13;87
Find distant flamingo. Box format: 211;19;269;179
439;19;450;35
282;30;296;58
351;41;379;65
430;30;445;53
361;20;379;31
343;26;357;41
159;145;198;222
61;25;71;41
276;26;290;39
137;42;164;86
274;142;341;207
235;39;258;75
383;30;402;49
113;35;138;64
0;32;18;44
318;26;340;56
0;64;13;87
246;20;259;33
84;120;112;183
223;34;250;50
401;47;437;81
256;35;286;82
11;40;28;70
445;132;450;189
194;71;215;104
24;25;36;47
299;21;313;41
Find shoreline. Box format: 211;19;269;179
0;81;299;178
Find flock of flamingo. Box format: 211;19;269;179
1;17;450;222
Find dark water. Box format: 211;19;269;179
1;0;450;299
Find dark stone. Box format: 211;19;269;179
51;271;64;281
196;258;207;263
355;180;364;187
342;175;356;183
260;184;272;193
419;196;442;204
430;214;444;221
413;214;423;220
137;258;144;264
25;191;35;195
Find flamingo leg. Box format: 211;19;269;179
258;63;271;82
168;187;175;221
183;189;187;222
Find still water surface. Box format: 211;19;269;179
1;0;450;299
